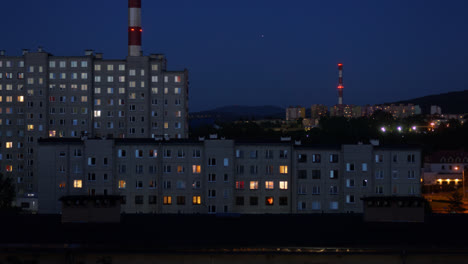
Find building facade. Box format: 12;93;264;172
0;49;189;206
37;137;422;214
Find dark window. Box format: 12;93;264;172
236;196;244;206
298;170;307;179
297;154;307;163
312;169;321;179
149;195;157;204
177;196;186;205
250;196;258;206
135;195;143;205
279;197;288;206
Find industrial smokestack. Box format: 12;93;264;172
337;63;344;105
128;0;142;56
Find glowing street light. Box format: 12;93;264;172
455;166;466;201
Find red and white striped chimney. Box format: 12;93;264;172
128;0;142;56
337;63;344;105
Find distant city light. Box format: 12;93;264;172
412;126;417;131
397;126;402;132
380;127;386;132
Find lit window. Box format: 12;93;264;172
6;165;13;172
265;197;274;206
192;196;201;205
174;87;181;94
235;181;245;189
164;122;168;129
279;181;288;190
118;180;126;189
279;165;288;174
73;180;82;188
175;76;181;82
163;196;172;205
265;181;274;189
49;130;56;137
94;110;101;117
6;142;13;148
250;181;259;190
192;165;201;174
59;182;66;188
27;124;34;131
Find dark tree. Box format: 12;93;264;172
447;190;465;213
0;173;15;209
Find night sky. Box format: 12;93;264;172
1;0;467;111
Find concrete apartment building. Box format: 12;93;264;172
0;1;189;209
37;137;421;214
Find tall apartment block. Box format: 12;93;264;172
37;138;421;214
0;0;189;207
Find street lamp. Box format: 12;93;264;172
455;166;465;200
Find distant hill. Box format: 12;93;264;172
190;105;285;123
386;90;468;114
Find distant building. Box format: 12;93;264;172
430;105;442;115
423;151;468;186
329;105;362;118
362;104;421;118
286;106;306;121
310;104;328;120
37;137;422;214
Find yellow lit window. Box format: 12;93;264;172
279;181;288;190
177;165;184;173
17;96;24;102
118;180;126;189
163;196;172;205
49;130;56;137
250;181;258;190
192;196;201;205
6;165;13;172
279;165;288;174
265;181;274;189
59;182;66;188
73;180;82;188
192;165;201;174
0;96;2;102
265;197;274;205
164;122;168;129
27;124;34;131
6;96;12;102
6;142;13;148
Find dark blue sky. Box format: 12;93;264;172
1;0;467;111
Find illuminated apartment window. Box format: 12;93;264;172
192;196;201;205
265;197;274;206
59;182;66;188
49;130;56;137
6;142;13;148
6;165;13;172
17;96;24;102
265;181;274;190
192;165;201;174
94;110;101;117
175;76;181;83
163;196;172;205
6;96;12;102
27;124;34;131
118;180;126;189
235;181;245;189
177;166;185;173
73;180;82;188
279;181;288;190
149;149;157;158
279;165;288;174
250;181;259;190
